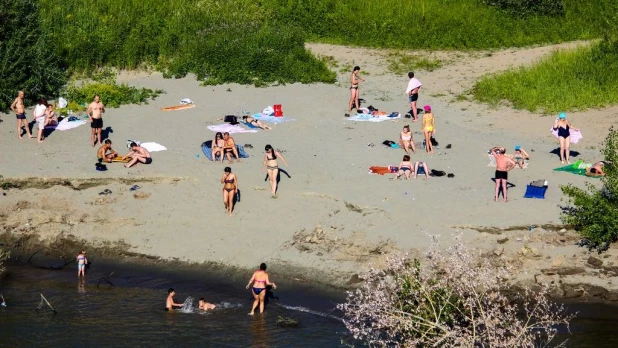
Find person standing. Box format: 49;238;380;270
491;147;516;202
87;95;105;147
10;91;34;139
552;112;579;164
346;66;364;115
32;98;48;143
246;263;277;315
76;250;88;277
166;288;184;311
263;144;288;198
405;72;422;122
422;105;435;154
221;167;238;216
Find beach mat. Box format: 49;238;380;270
201;140;249;161
161;104;196;111
111;156;131;163
208;124;258;134
553;162;600;178
369;166;392;175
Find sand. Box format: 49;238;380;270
1;41;617;297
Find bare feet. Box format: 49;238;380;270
248;312;254;316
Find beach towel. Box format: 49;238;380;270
111;156;131;163
550;127;583;144
201;140;249;161
252;113;294;124
553;161;600;178
208;124;258;134
348;112;401;122
44;118;87;131
140;142;167;152
486;153;497;167
368;166;393;175
242;121;260;129
161;104;196;111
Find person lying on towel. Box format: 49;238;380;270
507;145;530;169
97;139;118;163
586;161;609;177
242;116;272;130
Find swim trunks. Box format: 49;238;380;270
408;94;418;103
78;264;85;270
91;118;103;129
16;113;26;120
495;170;508;180
145;157;152;164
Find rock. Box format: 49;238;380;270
534;274;544;284
560;228;567;233
295;244;311;252
587;256;603;268
347;274;364;285
493;247;504;256
541;267;586;276
497;237;509;244
304;235;312;243
551;256;566;267
133;192;151;200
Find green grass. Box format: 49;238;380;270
262;0;611;49
64;82;164;109
472;42;618;113
387;52;442;75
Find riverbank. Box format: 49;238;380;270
1;42;617;301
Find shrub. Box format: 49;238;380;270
64;83;163;108
561;128;618;252
0;248;9;275
0;0;66;111
338;234;573;346
483;0;566;18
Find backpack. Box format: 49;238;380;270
224;115;238;125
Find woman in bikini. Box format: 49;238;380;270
45;104;58;127
347;66;364;115
212;132;225;162
395;155;413;180
422;105;435;154
220;167;238;216
242;116;272;130
553;112;579;164
263;144;288;198
246;263;277;315
399;125;416;154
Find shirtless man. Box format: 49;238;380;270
166;288;183;311
124;142;152;168
405;72;422;122
198;298;216;311
491;147;516;202
586;161;608;177
97;139;118;163
87;95;105;147
223;132;241;163
10;91;34;139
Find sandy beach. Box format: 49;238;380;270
2;42;618;298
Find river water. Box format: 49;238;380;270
0;259;617;347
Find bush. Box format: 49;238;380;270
483;0;566;18
0;0;66;111
0;248;9;275
338;234;573;346
64;83;163;109
561;128;618;252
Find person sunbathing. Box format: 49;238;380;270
395;155;413;180
414;161;430;179
242;116;272;130
399;125;416;154
212;132;225;162
223;132;241;163
45;104;59;126
97;139;118;163
508;145;530;169
586;161;608;177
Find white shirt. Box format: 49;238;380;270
406;78;422;94
34;104;47;119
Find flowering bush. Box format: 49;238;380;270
338;234;573;347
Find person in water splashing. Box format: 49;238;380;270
166;288;184;311
198;298;216;311
246;263;277;315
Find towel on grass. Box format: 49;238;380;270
252;113;294;124
349;112;401;122
550;127;583;144
208;124;258;134
45;119;87;131
140;142;167;152
201;140;249;161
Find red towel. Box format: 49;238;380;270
369;166;391;175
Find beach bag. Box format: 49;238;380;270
431;169;446;177
224;115;238;125
262;106;275;116
58;97;68;108
274;104;283;117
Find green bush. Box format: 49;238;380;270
472;42;618;113
0;0;66;111
561;128;618;252
483;0;565;18
64;83;163;108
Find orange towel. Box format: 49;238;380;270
369;166;392;175
161;104;196;111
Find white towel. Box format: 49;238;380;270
140;142;167;152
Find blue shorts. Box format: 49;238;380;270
78;264;85;270
16;113;26;120
408;94;418;103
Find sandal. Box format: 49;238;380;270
129;185;141;191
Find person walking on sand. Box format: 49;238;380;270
32;98;48;143
87;95;105;147
124;142;152;168
422;105;435;154
10;91;34;139
346;66;364;115
491;147;516;202
263;144;288;198
406;72;422;122
399;125;416;154
246;263;277;315
166;288;184;311
76;250;88;277
221;167;238;216
552;112;579;164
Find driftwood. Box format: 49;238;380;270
97;271;115;288
36;294;57;313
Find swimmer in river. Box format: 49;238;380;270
76;250;88;277
166;288;184;311
246;263;277;315
198;298;216;310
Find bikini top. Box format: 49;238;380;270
224;176;234;184
266;154;276;161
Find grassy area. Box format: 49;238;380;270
472;42;618;113
387;52;442;75
263;0;609;49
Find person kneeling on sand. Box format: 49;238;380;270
198;298;216;310
414;161;430;179
586;161;609;177
166;288;184;311
124;142;152;168
97;139;118;163
242;116;272;130
395;155;413;180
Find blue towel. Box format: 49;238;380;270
243;122;260;129
201;141;250;161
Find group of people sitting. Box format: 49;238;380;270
97;140;152;168
212;132;242;163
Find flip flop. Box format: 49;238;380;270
129;185;141;191
98;189;112;195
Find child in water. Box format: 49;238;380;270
166;288;184;311
76;250;88;277
198;298;216;310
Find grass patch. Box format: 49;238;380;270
64;82;163;109
387;53;442;75
472;42;618;112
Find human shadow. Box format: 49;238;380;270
491;178;516;198
263;169;292;188
550;148;580;160
101;126;113;141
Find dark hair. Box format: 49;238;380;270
104;139;112;145
403;155;410;161
199;298;204;301
264;144;276;159
223;132;230;136
353;66;360;72
224;167;231;173
168;288;175;294
242;116;247;121
130;142;137;148
403;125;410;130
215;132;223;139
408;72;415;78
38;98;47;106
260;263;267;271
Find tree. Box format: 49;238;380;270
0;0;66;111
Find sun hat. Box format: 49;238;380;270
424;105;431;111
558;112;566;119
515;145;521;150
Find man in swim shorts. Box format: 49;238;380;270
223;132;241;163
97;139;118;163
10;91;34;139
87;95;105;147
492;147;516;202
124;142;152;168
198;298;216;310
166;288;183;311
405;72;422;122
